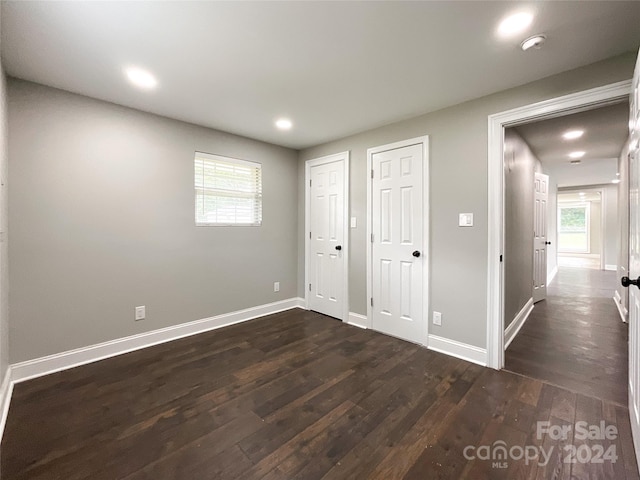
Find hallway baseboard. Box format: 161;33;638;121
504;298;534;350
614;291;628;323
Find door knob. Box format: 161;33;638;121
545;241;551;245
622;276;640;289
335;245;342;251
412;250;421;257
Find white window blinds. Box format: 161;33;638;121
194;152;262;226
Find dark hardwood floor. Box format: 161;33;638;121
506;267;628;406
2;307;638;479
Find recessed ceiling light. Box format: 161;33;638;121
521;35;546;51
563;130;584;140
616;172;620;176
125;67;157;90
612;179;621;184
497;12;533;38
579;192;585;195
569;151;585;159
275;118;292;130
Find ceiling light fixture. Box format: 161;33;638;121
521;35;546;51
275;118;293;130
124;67;158;90
563;129;584;140
497;12;534;38
569;151;585;159
612;179;621;184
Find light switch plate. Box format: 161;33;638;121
459;213;474;227
135;306;146;321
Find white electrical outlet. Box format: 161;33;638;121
274;282;280;292
433;311;442;326
135;306;146;321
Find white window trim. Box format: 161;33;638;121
194;151;263;227
557;202;591;254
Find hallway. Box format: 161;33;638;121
505;267;628;406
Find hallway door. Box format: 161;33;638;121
626;49;640;457
533;172;549;303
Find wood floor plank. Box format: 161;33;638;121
2;308;636;479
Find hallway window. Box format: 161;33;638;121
558;203;589;253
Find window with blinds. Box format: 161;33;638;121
194;152;262;226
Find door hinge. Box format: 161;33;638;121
310;179;312;187
371;169;374;179
309;231;311;239
500;254;503;263
370;298;374;307
309;283;311;291
371;233;374;243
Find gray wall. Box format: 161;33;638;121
9;79;299;363
298;51;636;349
0;10;9;383
504;129;536;329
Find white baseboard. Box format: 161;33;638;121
294;297;306;308
547;266;558;285
605;264;617;271
0;366;13;441
614;291;628;323
11;297;303;384
504;298;534;349
427;334;486;366
347;312;369;329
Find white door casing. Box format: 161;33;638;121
486;80;631;370
367;137;429;344
533;173;549;303
627;50;640;470
305;152;349;321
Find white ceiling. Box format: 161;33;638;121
3;1;640;149
515;102;629;166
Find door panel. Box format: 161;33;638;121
533;172;549;303
628;49;640;460
309;159;345;319
371;143;424;343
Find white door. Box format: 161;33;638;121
533;172;549;303
626;50;640;458
371;142;424;343
308;157;346;320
